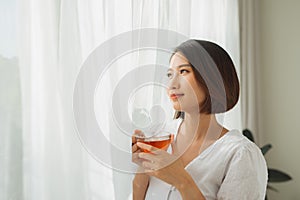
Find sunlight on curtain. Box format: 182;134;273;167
17;0;240;200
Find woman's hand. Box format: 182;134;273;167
136;137;187;187
137;140;206;200
133;133;206;199
132;130;148;171
132;130;150;200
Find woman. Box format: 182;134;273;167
132;40;267;200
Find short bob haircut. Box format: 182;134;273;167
172;40;240;119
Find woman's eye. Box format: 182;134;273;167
180;69;189;74
166;72;173;78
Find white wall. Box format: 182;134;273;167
260;0;300;199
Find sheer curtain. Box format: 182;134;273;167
17;0;240;200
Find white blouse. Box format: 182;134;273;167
144;120;268;200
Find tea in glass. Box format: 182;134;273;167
137;133;171;153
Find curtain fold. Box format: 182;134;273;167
16;0;241;199
19;0;90;199
239;0;262;144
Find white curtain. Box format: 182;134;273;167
239;0;262;144
0;56;22;200
1;1;22;200
16;0;241;199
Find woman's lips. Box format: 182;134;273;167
170;94;184;100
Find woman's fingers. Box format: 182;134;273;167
133;134;174;171
132;150;140;162
132;129;145;151
132;130;145;167
132;143;138;152
138;152;155;161
137;147;175;172
136;143;166;171
132;148;144;164
137;142;160;154
137;153;156;171
132;130;144;145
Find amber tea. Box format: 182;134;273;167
137;134;171;153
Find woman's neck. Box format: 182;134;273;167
181;112;226;142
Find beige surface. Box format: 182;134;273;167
259;0;300;199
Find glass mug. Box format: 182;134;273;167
136;131;172;153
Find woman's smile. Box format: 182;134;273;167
170;93;184;100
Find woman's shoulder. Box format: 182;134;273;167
222;129;258;147
216;130;268;199
212;129;267;174
195;129;263;163
218;129;264;158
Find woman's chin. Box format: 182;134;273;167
173;105;181;111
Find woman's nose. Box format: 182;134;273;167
168;75;180;90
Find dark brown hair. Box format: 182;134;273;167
172;40;240;119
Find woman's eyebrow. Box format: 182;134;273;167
167;64;192;72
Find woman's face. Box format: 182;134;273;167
167;52;206;113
